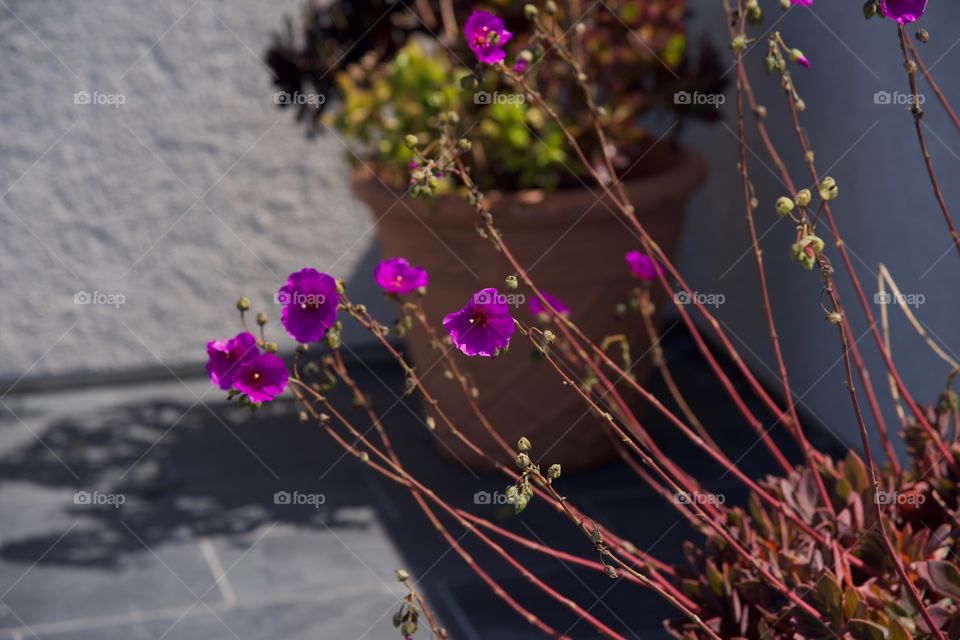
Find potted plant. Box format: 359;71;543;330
202;1;960;637
266;0;722;469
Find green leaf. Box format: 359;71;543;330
843;451;870;494
889;618;912;640
704;560;724;596
843;586;861;621
847;618;886;640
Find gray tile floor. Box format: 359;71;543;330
0;329;846;639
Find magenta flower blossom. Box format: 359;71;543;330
790;0;812;5
234;352;289;403
528;291;569;318
879;0;926;23
442;288;515;357
277;268;339;343
625;250;661;281
513;58;528;74
206;332;258;390
464;10;512;65
375;257;428;295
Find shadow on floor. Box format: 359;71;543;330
0;326;847;639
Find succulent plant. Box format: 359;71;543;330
667;404;960;639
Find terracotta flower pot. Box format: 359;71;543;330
352;149;706;471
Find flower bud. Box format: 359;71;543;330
458;138;472;152
264;342;278;354
604;564;618;579
780;0;790;9
863;0;879;18
826;312;843;325
818;176;838;201
574;22;586;36
516;452;531;469
325;331;341;349
505;275;519;290
791;235;825;270
916;28;929;43
547;463;561;480
746;1;762;25
403;134;419;149
524;4;538;20
776;196;795;216
460;75;478;90
796;188;812;208
236;296;251;312
544;0;557;15
543;330;556;344
256;312;268;326
396;569;410;581
517;436;531;452
754;105;768;119
731;35;746;52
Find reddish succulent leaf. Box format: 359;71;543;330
920;560;960;599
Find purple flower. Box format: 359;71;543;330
375;257;428;295
442;288;515;357
528;291;569;318
464;10;512;65
513;58;528;74
206;332;259;390
790;0;812;5
278;268;339;343
234;352;288;403
879;0;926;23
625;250;661;281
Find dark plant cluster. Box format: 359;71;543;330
266;0;723;189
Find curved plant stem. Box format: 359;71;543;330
898;25;960;259
820;271;946;640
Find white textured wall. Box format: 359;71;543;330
0;0;388;386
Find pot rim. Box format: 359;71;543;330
352;148;707;231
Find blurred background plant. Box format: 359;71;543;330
266;0;723;190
